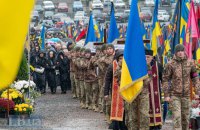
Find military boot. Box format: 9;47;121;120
88;105;93;110
94;107;99;112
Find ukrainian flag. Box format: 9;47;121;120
0;0;34;89
85;12;96;45
151;0;162;56
120;0;148;103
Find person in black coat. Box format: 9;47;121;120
46;50;57;94
57;51;70;94
35;50;46;94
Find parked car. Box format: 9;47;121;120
92;0;103;9
160;0;171;6
158;11;170;21
57;2;68;12
34;5;44;14
144;0;155;6
139;11;152;22
74;11;85;22
104;0;111;7
31;11;40;22
122;10;130;22
43;1;55;11
43;20;54;29
114;0;125;9
115;12;124;23
93;9;105;23
44;11;54;20
52;13;67;23
73;1;83;12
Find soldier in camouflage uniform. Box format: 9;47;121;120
68;48;77;98
77;47;86;108
95;44;108;113
73;46;81;99
162;44;200;130
103;44;115;124
126;49;154;130
89;48;100;112
83;49;98;110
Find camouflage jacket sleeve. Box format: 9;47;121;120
162;63;172;97
97;57;106;72
190;61;200;94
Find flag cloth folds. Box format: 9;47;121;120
151;0;162;56
108;2;119;43
40;25;45;50
0;0;34;90
185;1;198;59
120;0;148;103
85;13;96;45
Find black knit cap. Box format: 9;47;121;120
145;49;153;56
175;44;185;53
115;49;124;61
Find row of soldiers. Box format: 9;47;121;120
68;43;115;115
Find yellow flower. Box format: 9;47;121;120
23;108;26;111
29;105;33;109
15;104;19;108
24;104;29;107
14;108;17;111
19;108;22;112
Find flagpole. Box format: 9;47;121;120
28;24;31;99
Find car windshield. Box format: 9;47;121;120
44;3;53;6
35;5;42;9
59;3;67;6
74;1;82;5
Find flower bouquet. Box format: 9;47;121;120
14;103;33;115
13;80;36;94
0;98;15;118
1;89;23;104
190;99;200;129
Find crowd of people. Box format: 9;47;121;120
28;23;200;130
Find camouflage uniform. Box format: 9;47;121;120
84;49;98;110
69;49;76;98
162;55;200;130
96;45;107;113
127;70;151;130
89;55;99;112
77;48;86;108
74;47;81;99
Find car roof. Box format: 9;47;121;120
43;1;53;4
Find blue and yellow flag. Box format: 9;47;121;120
0;0;34;89
40;25;45;50
120;0;148;103
151;0;162;56
85;13;96;46
108;2;119;43
180;25;186;44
